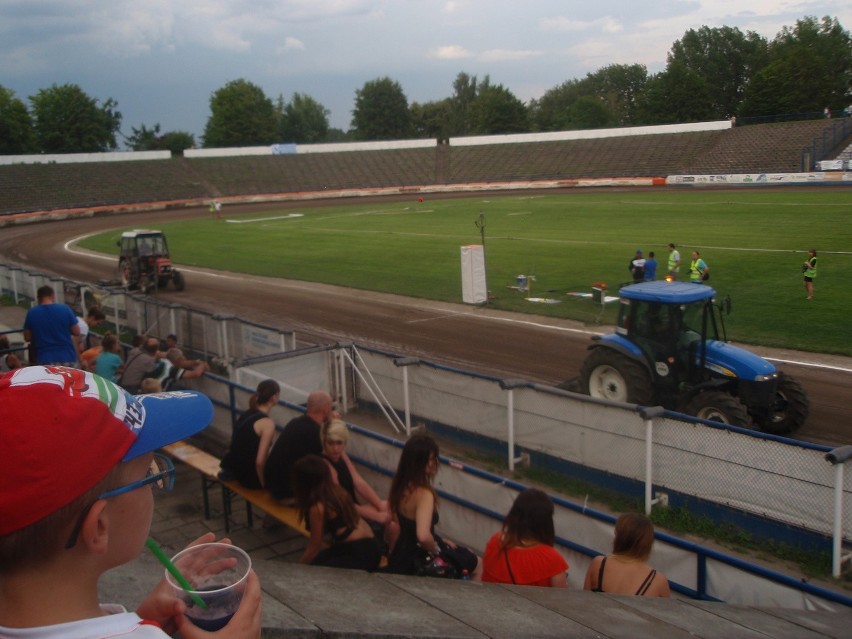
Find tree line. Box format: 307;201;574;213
1;15;849;155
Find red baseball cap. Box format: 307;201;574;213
0;366;214;536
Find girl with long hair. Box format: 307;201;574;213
482;488;568;587
292;454;382;571
385;434;480;578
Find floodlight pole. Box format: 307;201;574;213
475;211;488;301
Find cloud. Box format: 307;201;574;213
479;49;544;63
540;15;624;34
429;45;473;60
283;37;306;50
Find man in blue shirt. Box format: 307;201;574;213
644;251;658;281
23;286;80;366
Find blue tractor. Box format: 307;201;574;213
579;281;808;434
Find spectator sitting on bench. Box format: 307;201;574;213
482;488;568;587
219;380;280;490
385;434;481;579
583;513;671;597
321;418;390;529
292;455;382;571
144;353;207;392
76;306;106;355
119;337;159;393
264;390;335;503
164;334;206;371
95;333;124;383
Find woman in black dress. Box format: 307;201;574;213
219;379;279;488
385;434;480;578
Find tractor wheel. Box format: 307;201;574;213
579;348;653;404
172;271;186;291
761;372;809;435
685;390;750;427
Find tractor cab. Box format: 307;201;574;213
616;281;718;391
118;230;185;294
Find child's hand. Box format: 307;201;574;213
175;570;262;639
136;533;228;632
135;578;185;635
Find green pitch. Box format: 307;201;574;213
80;189;852;355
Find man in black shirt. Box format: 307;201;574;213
264;390;335;501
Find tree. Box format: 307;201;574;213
448;72;489;136
529;79;588;131
351;77;412;140
740;16;851;116
468;84;528;135
325;128;353;142
125;123;194;155
203;79;278;147
0;86;36;154
125;124;162;151
636;61;715;124
668;26;768;119
278;93;330;144
29;83;121;153
563;96;616;130
410;99;453;139
583;64;649;126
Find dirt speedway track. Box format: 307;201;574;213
1;195;850;447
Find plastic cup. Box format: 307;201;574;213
164;542;251;631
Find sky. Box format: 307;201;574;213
1;1;850;145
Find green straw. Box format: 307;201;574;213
145;538;208;609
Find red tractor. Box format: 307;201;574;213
118;230;185;294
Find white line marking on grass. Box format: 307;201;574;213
226;213;304;224
615;199;851;208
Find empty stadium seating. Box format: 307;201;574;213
1;120;849;216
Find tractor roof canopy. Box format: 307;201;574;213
619;281;715;304
121;229;164;238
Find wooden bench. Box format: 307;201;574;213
161;441;309;537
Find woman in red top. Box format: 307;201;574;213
482;488;568;587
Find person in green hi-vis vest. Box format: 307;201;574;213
803;249;818;300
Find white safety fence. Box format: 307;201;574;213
350;347;851;545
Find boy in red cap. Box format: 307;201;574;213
0;366;262;638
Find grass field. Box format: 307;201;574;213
80;189;852;355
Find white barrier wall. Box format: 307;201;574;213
0;150;170;165
450;120;732;147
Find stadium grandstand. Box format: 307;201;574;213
0;118;849;217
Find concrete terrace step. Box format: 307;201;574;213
102;553;852;638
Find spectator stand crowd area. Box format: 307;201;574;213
1;118;851;219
